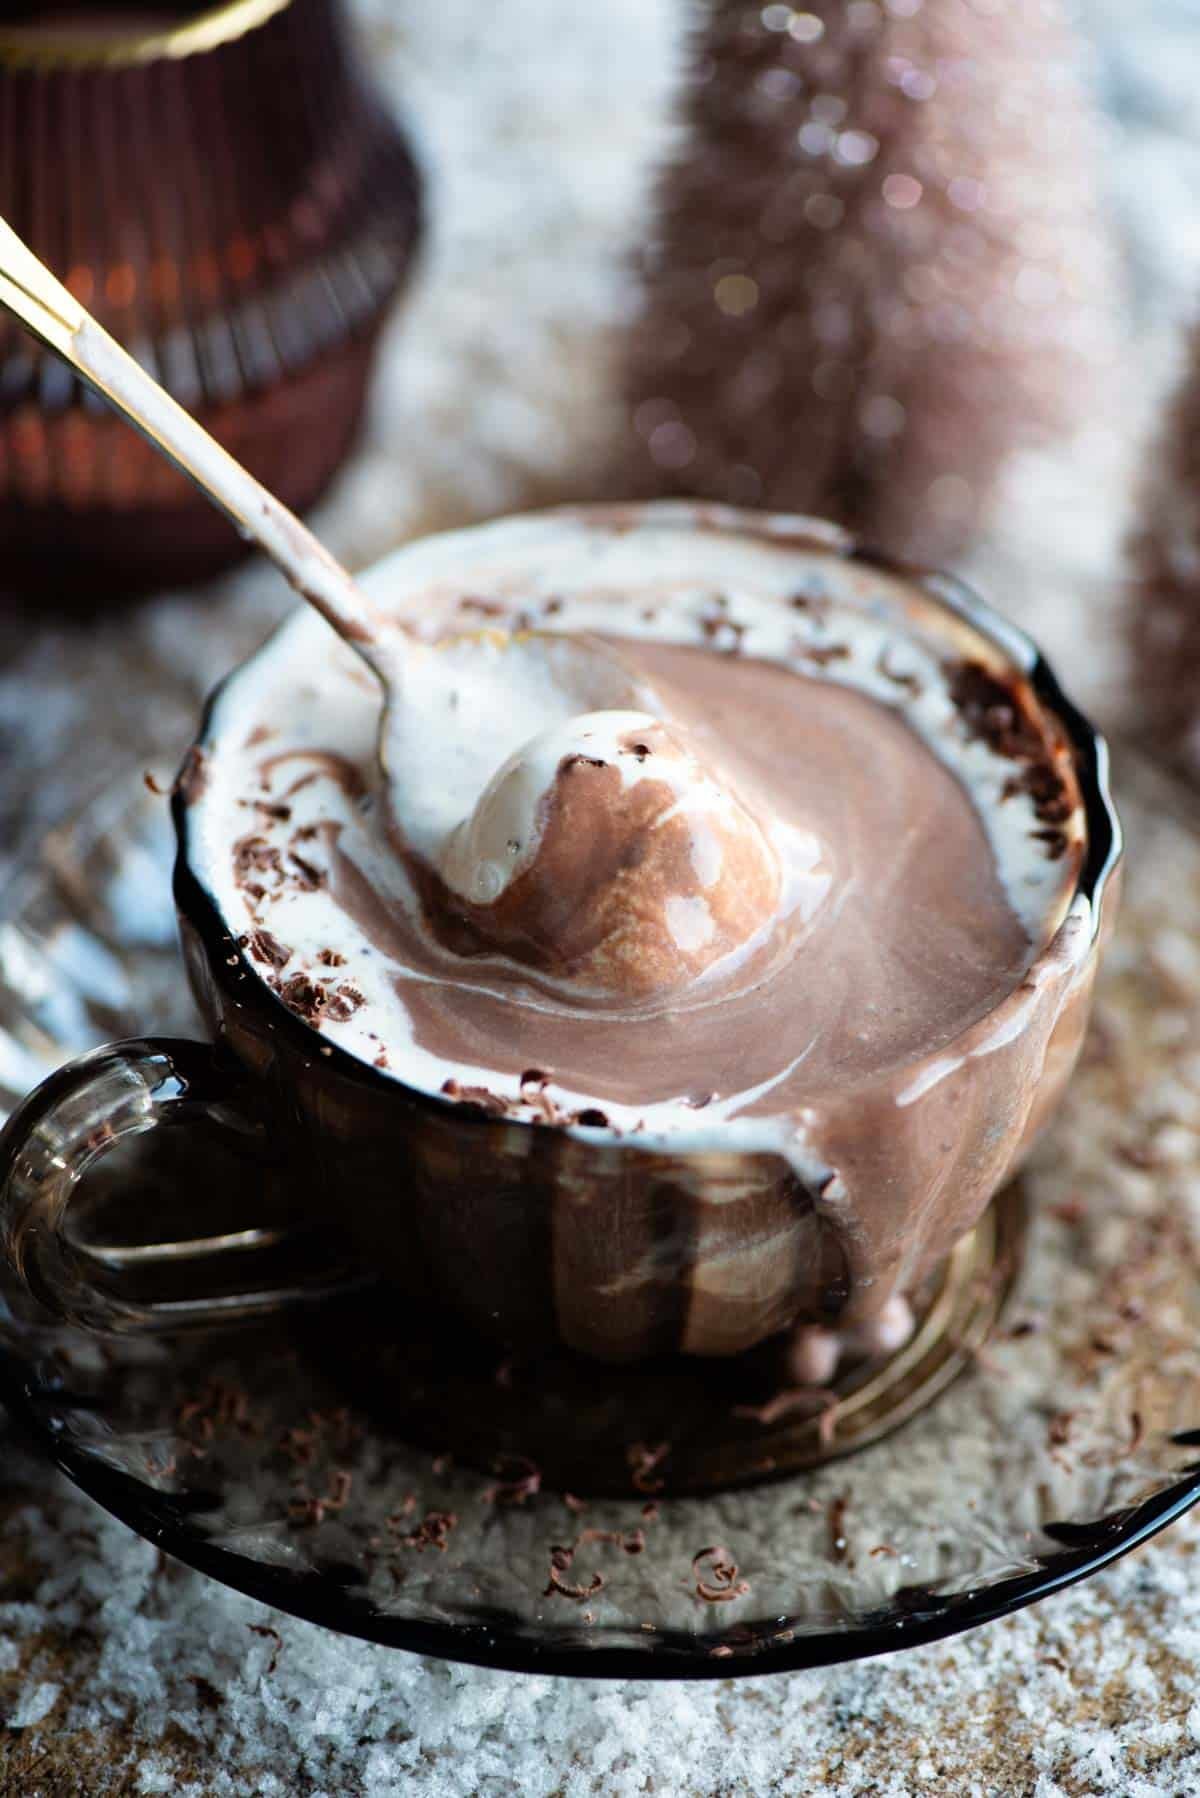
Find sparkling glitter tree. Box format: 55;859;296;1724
1131;315;1200;774
622;0;1114;564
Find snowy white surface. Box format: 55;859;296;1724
2;1460;1200;1797
3;0;1200;1791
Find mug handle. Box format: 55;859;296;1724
0;1037;365;1334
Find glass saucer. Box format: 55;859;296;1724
1;761;1199;1679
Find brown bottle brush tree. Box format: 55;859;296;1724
619;0;1115;565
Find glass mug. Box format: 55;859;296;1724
0;506;1122;1365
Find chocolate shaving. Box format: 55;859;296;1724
543;1544;606;1602
440;1077;508;1116
948;666;1077;848
1030;826;1069;861
627;1440;671;1493
244;928;291;971
459;595;506;616
948;661;1042;758
241;798;292;822
700;612;748;652
143;771;168;796
1002;761;1073;824
248;1624;283;1674
275;973;328;1025
233;834;283;884
732;1385;837;1429
317;948;347;968
692;1545;749;1603
173;745;209;804
800;641;851;667
827;1492;853;1565
322;983;366;1024
498;1075;584;1127
876;645;923;695
288;1468;353;1526
175;1378;258;1444
288;850;325;890
395;1510;459;1553
789;589;832;621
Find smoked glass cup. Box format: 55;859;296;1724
0;505;1122;1368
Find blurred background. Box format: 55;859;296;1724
0;0;1197;865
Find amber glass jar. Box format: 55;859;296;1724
0;0;422;601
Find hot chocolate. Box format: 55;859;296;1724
181;504;1098;1366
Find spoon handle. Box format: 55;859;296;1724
0;214;384;656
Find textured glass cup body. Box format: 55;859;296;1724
172;509;1120;1362
0;507;1121;1362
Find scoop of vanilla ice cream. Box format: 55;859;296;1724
381;629;655;868
438;710;782;997
440;709;662;904
383;627;784;998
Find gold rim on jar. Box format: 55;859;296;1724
0;0;293;70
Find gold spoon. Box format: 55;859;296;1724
0;216;644;850
0;214;390;659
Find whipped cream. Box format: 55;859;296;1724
183;505;1092;1186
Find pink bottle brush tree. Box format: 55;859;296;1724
621;0;1116;566
1131;314;1200;775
